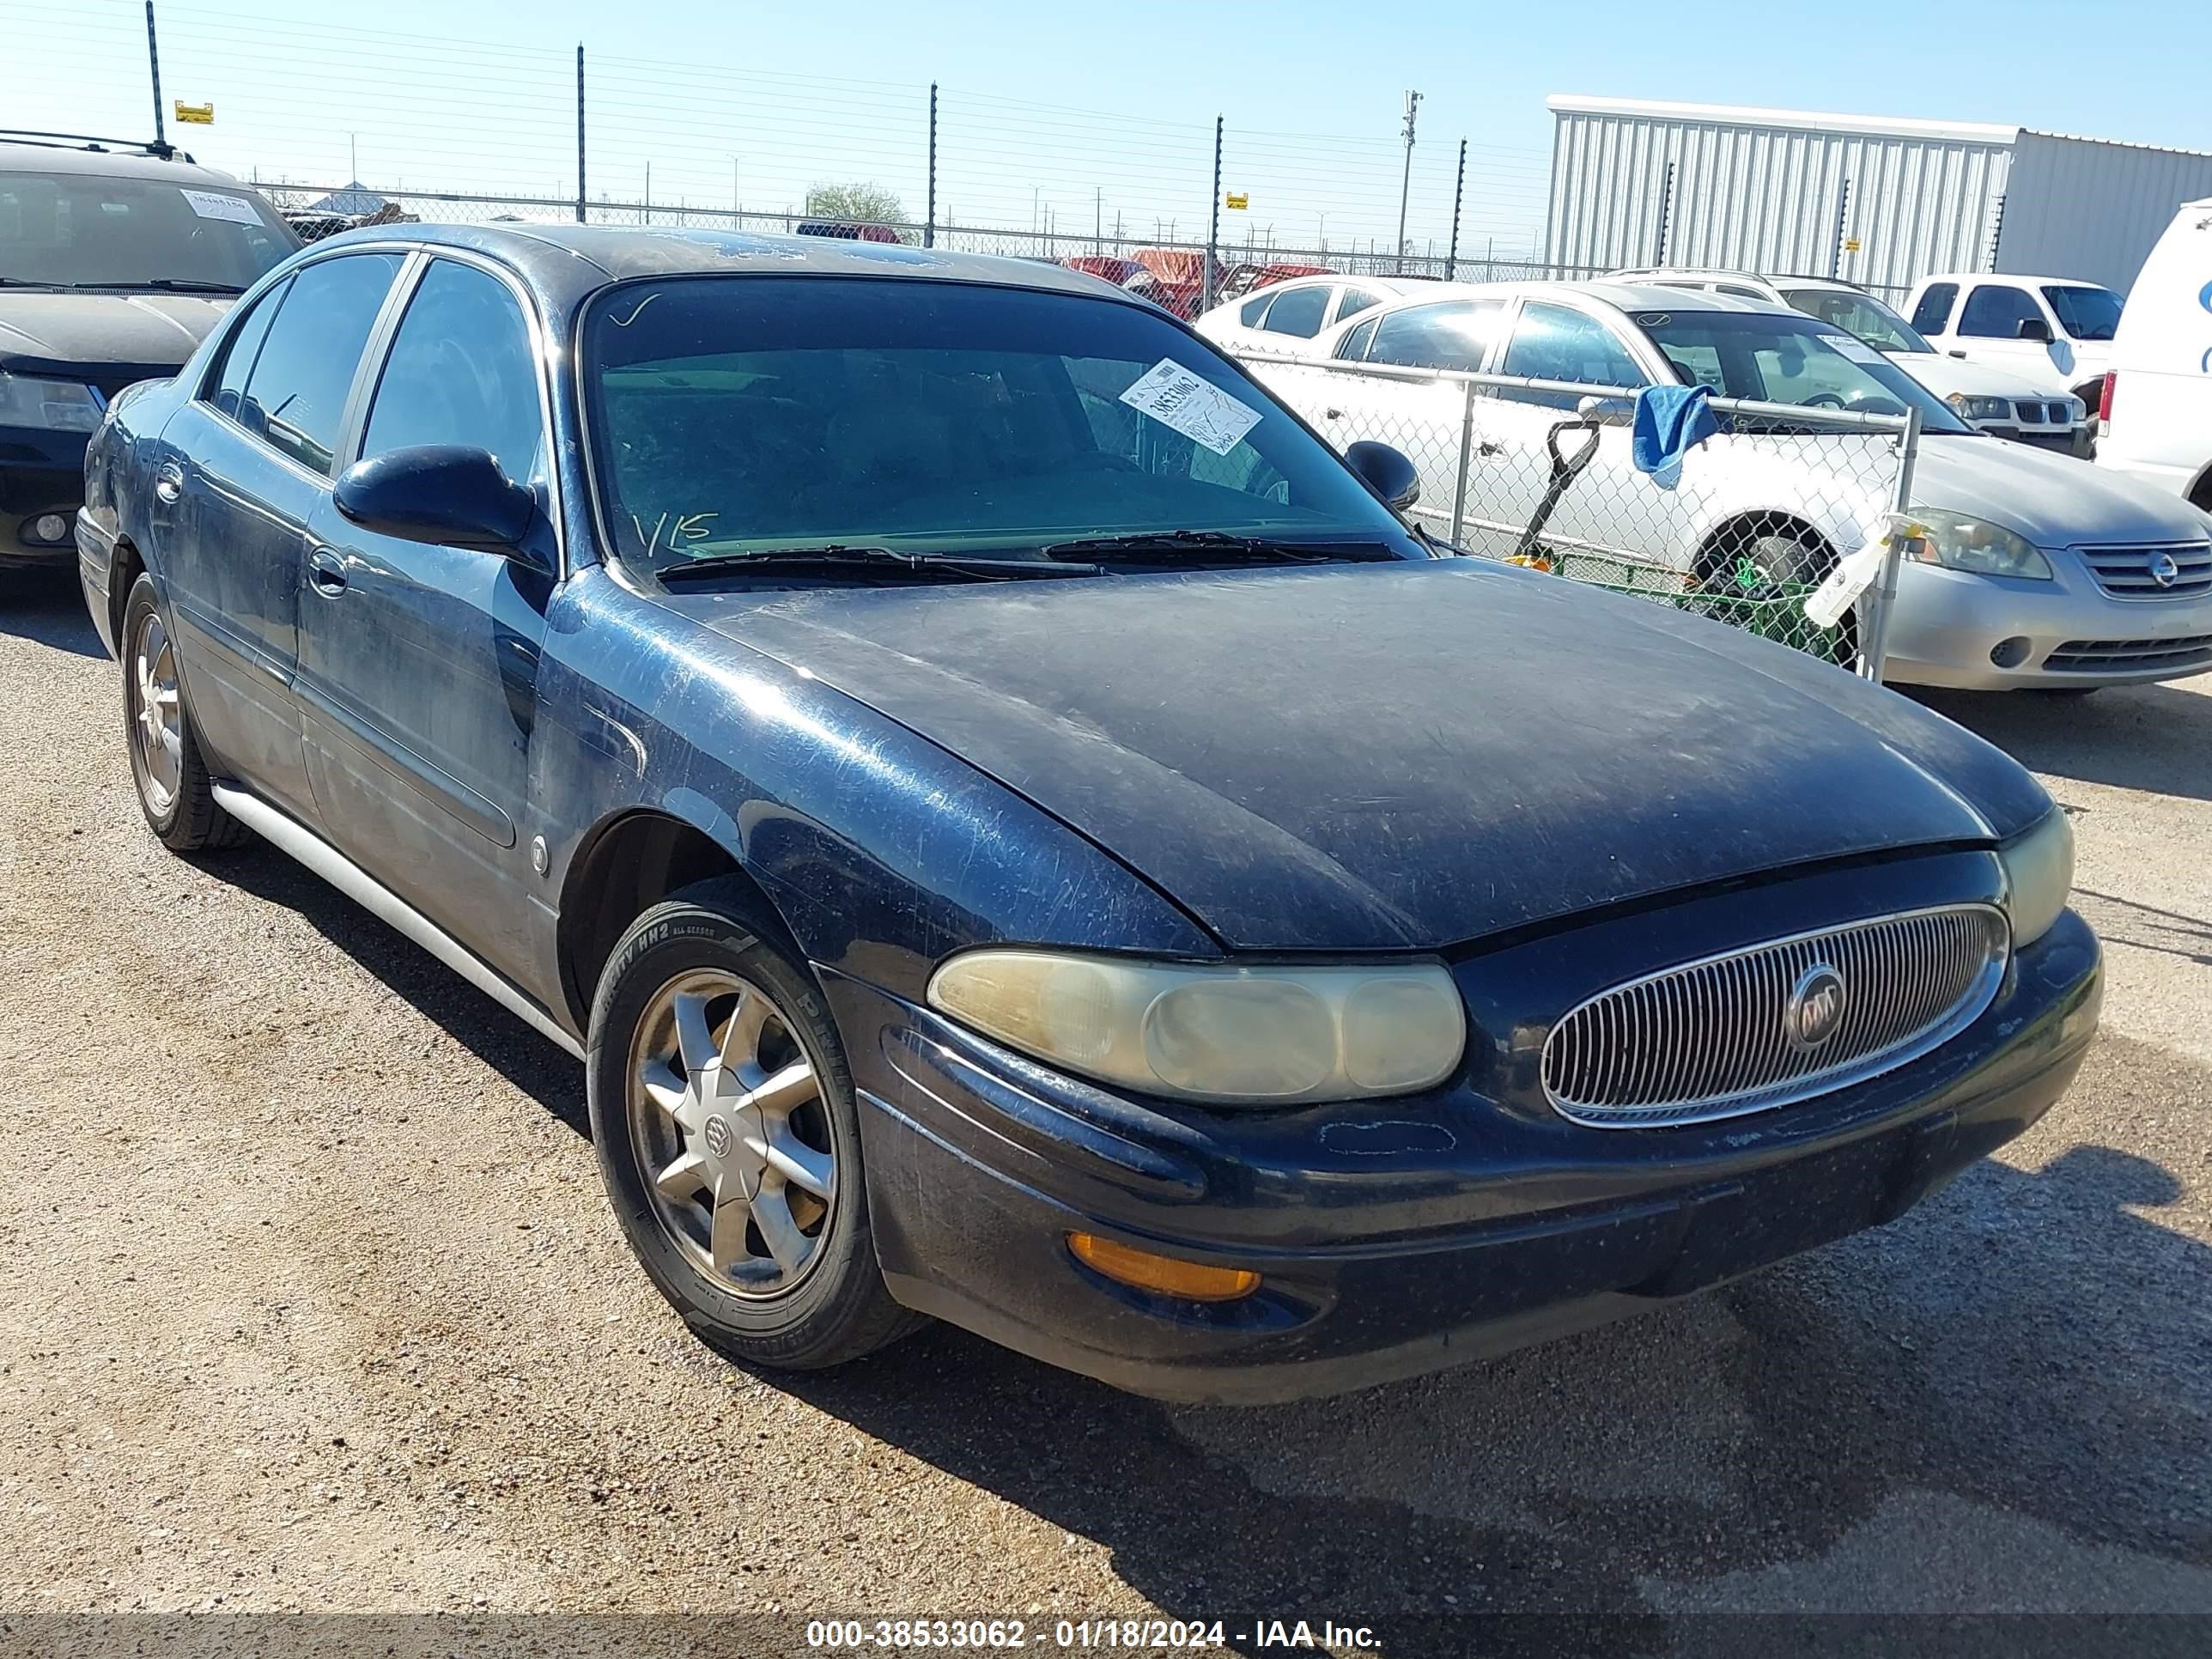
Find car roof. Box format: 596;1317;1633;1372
0;141;252;188
295;222;1150;313
1915;270;2116;289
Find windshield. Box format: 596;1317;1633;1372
581;276;1425;571
0;168;296;289
1778;287;1933;355
1634;308;1973;434
2041;284;2122;342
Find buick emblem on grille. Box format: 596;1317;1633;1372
2150;552;2181;588
1784;964;1848;1052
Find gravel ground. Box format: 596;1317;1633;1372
2;569;2207;1655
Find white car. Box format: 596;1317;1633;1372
1902;271;2122;408
1232;282;2212;691
1610;269;2089;453
1194;273;1465;361
2095;197;2212;512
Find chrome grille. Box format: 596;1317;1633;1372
1540;906;2009;1128
2075;542;2212;600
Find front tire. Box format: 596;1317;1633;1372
121;573;247;853
586;879;921;1371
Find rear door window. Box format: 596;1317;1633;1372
1364;300;1506;371
1257;284;1332;339
238;252;404;475
1910;283;1959;335
1332;286;1386;325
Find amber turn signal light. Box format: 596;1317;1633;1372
1066;1232;1261;1303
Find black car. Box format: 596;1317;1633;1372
0;136;296;577
79;224;2100;1403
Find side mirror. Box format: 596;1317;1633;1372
2016;317;2054;343
1576;393;1634;425
1345;440;1420;511
334;444;537;553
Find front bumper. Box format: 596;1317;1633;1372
1882;556;2212;689
831;892;2101;1404
0;429;91;569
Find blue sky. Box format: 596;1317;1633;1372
7;0;2208;258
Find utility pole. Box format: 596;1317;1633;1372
1095;186;1102;255
144;2;168;155
1395;89;1423;274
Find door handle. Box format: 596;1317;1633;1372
1948;349;1966;359
1324;407;1344;420
154;463;184;506
307;549;349;596
1476;441;1504;457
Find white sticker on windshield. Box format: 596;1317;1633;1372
179;188;261;226
1821;332;1885;366
1119;360;1263;455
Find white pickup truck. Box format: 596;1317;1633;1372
1901;271;2121;410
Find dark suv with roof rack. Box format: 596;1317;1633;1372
0;133;295;579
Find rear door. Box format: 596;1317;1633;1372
295;253;558;978
154;251;404;820
1475;299;1656;563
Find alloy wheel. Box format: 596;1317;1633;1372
624;969;838;1298
130;611;184;815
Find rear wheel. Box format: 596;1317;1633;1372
121;574;247;853
586;879;921;1372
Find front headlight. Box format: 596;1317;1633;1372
1946;393;2012;422
1901;508;2053;580
927;950;1467;1104
2064;396;2087;423
1999;809;2074;947
0;370;102;433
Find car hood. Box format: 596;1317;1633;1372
1885;350;2060;402
0;291;232;382
1911;435;2211;547
664;561;2050;951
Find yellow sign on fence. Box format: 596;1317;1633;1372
173;101;214;125
1224;191;1249;210
1844;236;1862;252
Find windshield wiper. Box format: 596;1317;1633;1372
1041;529;1401;565
67;278;248;295
654;544;1099;586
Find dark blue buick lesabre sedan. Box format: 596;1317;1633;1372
76;225;2100;1403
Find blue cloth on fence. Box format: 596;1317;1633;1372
1631;383;1719;474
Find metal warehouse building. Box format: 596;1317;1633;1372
1544;94;2212;298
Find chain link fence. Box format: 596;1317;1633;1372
1235;350;1920;678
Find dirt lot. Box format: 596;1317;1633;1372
2;569;2207;1654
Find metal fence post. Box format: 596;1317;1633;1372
1862;406;1922;684
1445;138;1466;282
574;46;586;224
1830;176;1852;278
1205;116;1223;313
1653;161;1675;265
1449;377;1476;545
925;83;938;248
143;2;168;155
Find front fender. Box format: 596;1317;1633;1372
531;569;1220;1006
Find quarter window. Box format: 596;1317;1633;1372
1258;284;1331;339
206;276;289;432
1910;283;1959;335
1335;317;1381;362
1237;292;1274;327
237;252;404;475
1957;284;2044;339
362;258;544;483
1333;286;1385;325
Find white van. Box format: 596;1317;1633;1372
2096;198;2212;511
